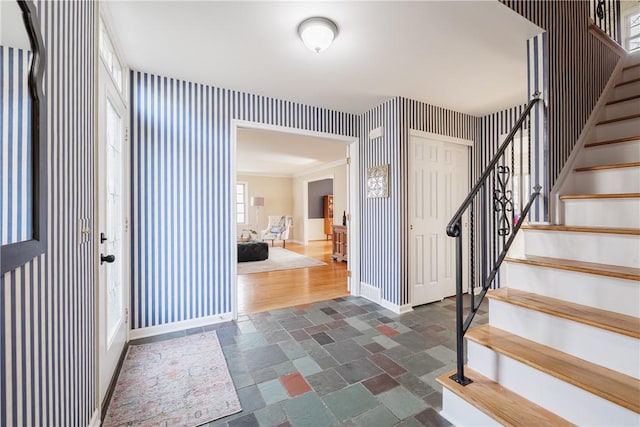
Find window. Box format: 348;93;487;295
236;182;248;224
624;9;640;52
99;17;124;92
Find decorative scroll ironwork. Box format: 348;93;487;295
493;166;513;237
596;0;606;19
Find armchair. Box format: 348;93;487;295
261;215;293;248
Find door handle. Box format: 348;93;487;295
101;254;115;265
100;232;108;243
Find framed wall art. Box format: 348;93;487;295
366;164;389;198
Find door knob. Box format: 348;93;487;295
101;254;115;265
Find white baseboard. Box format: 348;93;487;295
360;281;381;304
88;409;100;427
129;312;233;340
359;281;413;314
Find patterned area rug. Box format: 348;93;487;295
237;247;327;275
103;331;241;427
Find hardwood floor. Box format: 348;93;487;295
237;240;349;315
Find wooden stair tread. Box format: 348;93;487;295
487;288;640;338
521;224;640;235
575;162;640;172
617;77;640;87
607;94;640;105
437;368;573;427
597;113;640;125
624;63;640;71
505;254;640;281
585;135;640;148
466;325;640;413
560;193;640;200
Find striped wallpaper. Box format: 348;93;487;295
130;71;359;330
1;46;32;245
1;1;96;426
501;0;622;199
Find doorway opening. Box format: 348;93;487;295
231;120;359;317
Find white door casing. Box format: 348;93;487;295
409;132;470;306
97;63;130;402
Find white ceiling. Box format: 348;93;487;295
236;127;348;176
103;0;542;116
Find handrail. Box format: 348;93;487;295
446;93;541;238
446;93;543;386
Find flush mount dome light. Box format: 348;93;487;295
297;17;339;53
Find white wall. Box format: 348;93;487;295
237;174;294;239
293;162;348;243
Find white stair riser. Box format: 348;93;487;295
506;261;640;317
467;341;640;426
441;390;500;427
595;117;640;141
563;198;640;228
604;97;640;119
569;167;640;194
613;81;640;100
488;299;640;378
523;229;640;268
622;66;640;81
581;140;640;165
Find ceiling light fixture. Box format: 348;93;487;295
297;17;339;53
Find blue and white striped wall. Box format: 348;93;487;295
501;0;622;197
1;1;96;426
130;71;359;331
1;46;32;245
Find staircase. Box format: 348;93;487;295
437;56;640;425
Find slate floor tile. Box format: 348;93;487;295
257;378;289;405
322;384;378;421
361;373;400;395
396;372;435;398
263;330;291;344
283;392;335;427
423;390;443;410
304;324;328;335
303;310;334;325
238;385;266;413
320;307;338;315
278;340;307;360
368;353;407;377
236;333;268;352
364;342;386;353
280;372;312;397
279;317;313;331
292;356;322;377
228;413;259;427
397;352;445;376
251;367;279;384
254;405;287;427
353;405;399;427
311;332;335;345
305;369;348;396
414;407;452;427
324;339;370;364
391;331;435;352
334;359;382;384
325;326;363;342
245;344;289;371
288;329;311;342
377;386;428;420
312;355;338;370
371;335;399;349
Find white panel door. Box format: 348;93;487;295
97;64;130;401
410;135;469;306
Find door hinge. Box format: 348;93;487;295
347;270;352;277
125;127;129;143
125;308;129;324
346;157;351;165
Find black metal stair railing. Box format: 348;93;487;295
591;0;622;44
446;93;542;385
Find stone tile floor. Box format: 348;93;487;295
133;295;488;427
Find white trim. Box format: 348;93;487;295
88;409;101;427
380;298;414;315
293;158;347;178
237;171;293;178
129;313;233;340
409;129;474;147
231;119;360;319
549;56;627;224
360;282;381;304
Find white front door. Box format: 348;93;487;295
97;64;129;401
409;134;470;306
